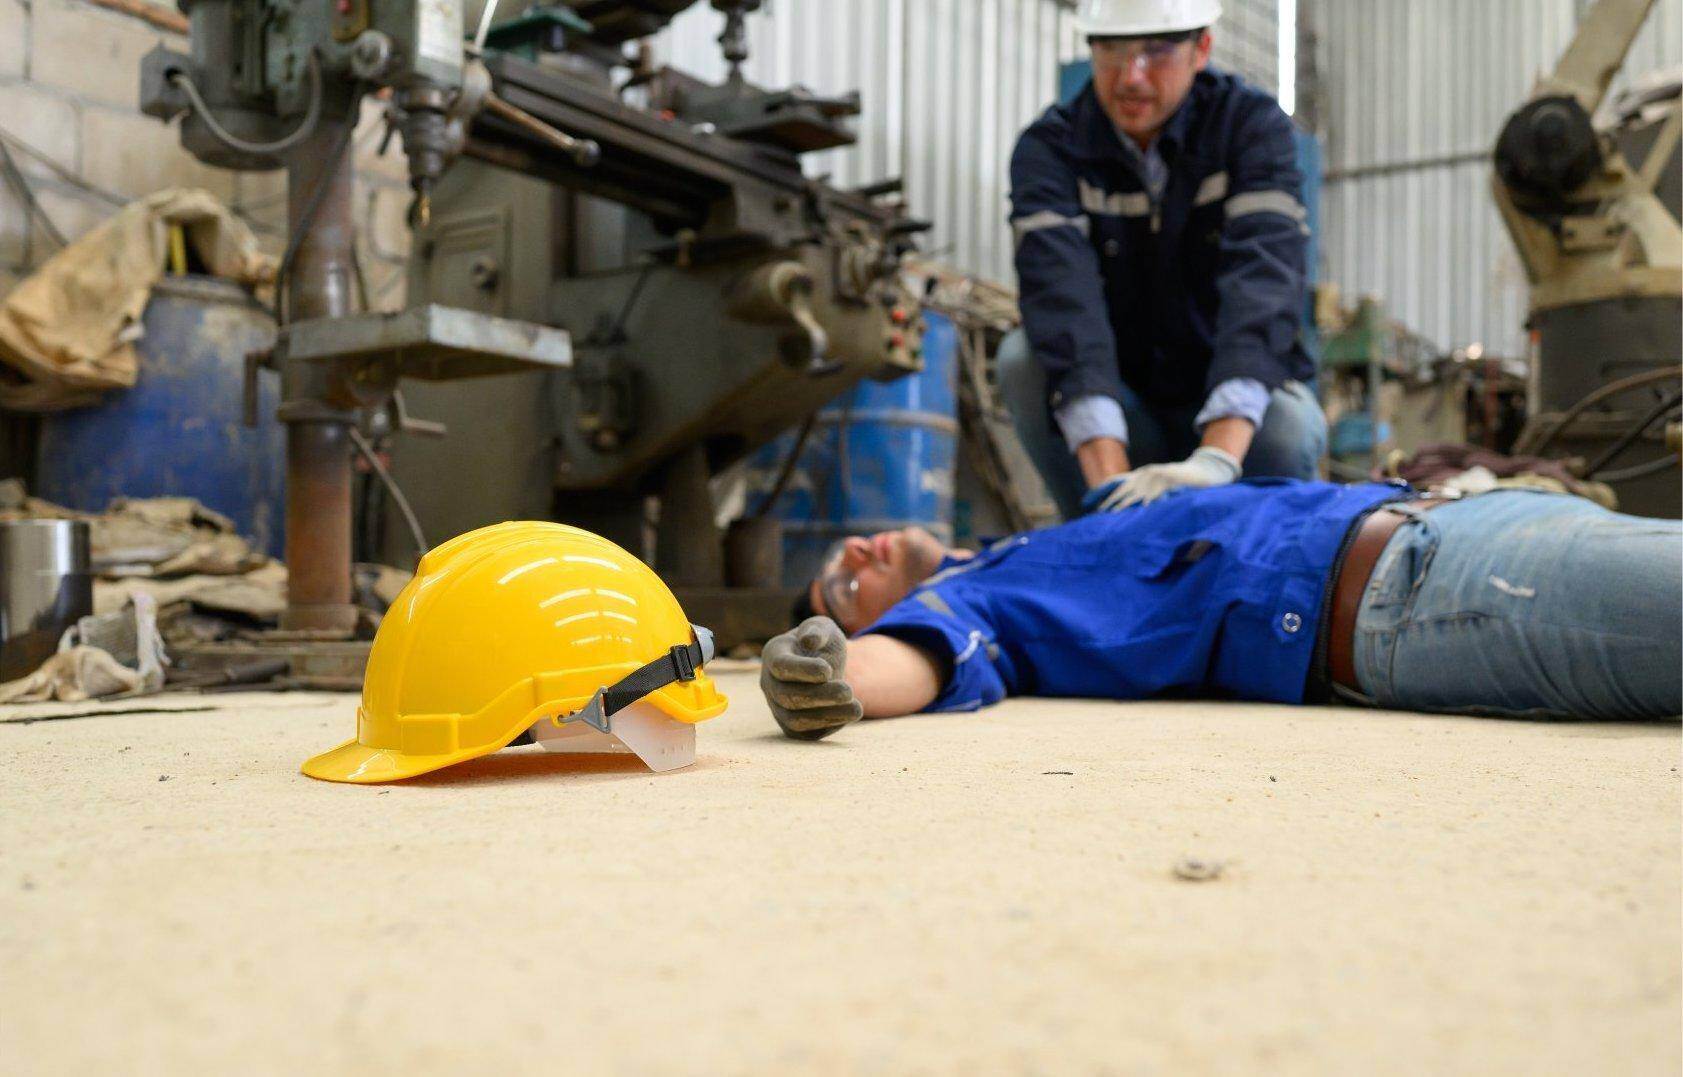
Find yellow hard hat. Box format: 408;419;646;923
302;521;727;784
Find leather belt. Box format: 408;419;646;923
1327;498;1447;693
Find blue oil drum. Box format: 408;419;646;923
747;309;960;588
36;275;284;556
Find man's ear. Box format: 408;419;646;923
1193;29;1213;70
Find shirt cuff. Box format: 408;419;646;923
1053;393;1129;453
1194;378;1271;432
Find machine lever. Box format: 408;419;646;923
483;93;600;168
388;391;448;438
784;283;838;376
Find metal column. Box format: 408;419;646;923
280;110;360;635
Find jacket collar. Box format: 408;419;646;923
1069;70;1212;166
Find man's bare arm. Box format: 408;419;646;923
1200;415;1256;461
1076;436;1131;486
848;634;943;718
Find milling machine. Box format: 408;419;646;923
139;0;928;657
1493;0;1681;517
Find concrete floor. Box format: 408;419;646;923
3;666;1678;1075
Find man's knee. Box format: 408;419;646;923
995;329;1042;413
992;329;1086;519
1245;381;1326;480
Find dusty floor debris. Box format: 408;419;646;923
2;669;1678;1074
1172;857;1226;882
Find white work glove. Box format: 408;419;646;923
1085;446;1242;513
760;616;863;741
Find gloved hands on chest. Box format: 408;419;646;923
760;616;863;741
1082;446;1242;514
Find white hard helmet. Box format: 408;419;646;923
1074;0;1222;37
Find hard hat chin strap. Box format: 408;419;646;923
564;625;717;733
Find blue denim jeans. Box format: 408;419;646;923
996;328;1327;521
1350;490;1683;720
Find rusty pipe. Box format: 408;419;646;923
279;108;360;635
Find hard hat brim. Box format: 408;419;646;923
1076;18;1210;35
300;675;729;784
300;729;524;784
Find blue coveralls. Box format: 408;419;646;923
1000;68;1326;518
860;481;1402;712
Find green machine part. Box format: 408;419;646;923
482;6;595;61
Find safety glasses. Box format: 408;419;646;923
1090;36;1191;72
816;539;862;627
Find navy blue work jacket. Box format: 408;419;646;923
1009;68;1315;411
861;480;1406;711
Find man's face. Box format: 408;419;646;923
810;526;949;634
1090;31;1212;144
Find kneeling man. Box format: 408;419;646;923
764;482;1682;737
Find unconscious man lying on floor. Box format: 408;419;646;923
761;480;1683;738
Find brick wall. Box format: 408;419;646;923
0;0;411;306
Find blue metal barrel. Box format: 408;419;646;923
36;275;284;555
748;310;960;588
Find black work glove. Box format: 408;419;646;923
760;616;863;741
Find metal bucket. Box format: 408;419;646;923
0;519;92;682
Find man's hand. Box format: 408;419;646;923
760;616;863;741
1085;446;1241;513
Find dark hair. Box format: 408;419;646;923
789;582;818;629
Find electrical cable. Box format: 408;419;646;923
0;126;124;206
0;139;67;250
836;396;853;521
603;259;657;344
820;392;857;527
1591;453;1681;485
751;412;818;519
272;89;365;323
170;50;325;158
1;121;282;242
348;427;429;560
1517;366;1683;456
1582;390;1681;479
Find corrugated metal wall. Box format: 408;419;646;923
1211;0;1281;95
654;0;1285;286
1316;0;1682;358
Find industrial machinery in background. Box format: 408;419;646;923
138;0;929;658
742;264;1058;590
1318;294;1528;477
391;0;927;642
1493;0;1681;518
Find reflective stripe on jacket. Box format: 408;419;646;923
1009;68;1314;412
